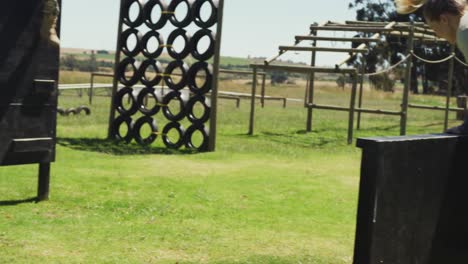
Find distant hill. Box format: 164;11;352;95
60;48;306;70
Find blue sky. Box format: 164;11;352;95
61;0;356;65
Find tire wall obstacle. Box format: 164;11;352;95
108;0;225;152
355;135;468;263
0;0;61;201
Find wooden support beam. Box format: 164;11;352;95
408;104;464;112
295;35;382;42
444;45;456;132
307;104;403;116
310;25;394;32
335;22;396;68
400;23;415;136
387;31;444;42
220;69;266;76
250;64;357;74
265;21;328;65
279;46;368;53
357;108;403;116
248;67;257;135
345;20;427;27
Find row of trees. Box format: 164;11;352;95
61;53;110;72
349;0;468;95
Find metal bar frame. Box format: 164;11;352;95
207;0;225;152
107;0;125;139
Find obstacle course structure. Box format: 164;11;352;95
0;0;61;201
249;20;465;144
108;0;225;152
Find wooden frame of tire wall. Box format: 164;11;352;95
107;0;225;152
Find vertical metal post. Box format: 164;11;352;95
248;67;258;135
304;77;309;107
37;163;51;201
306;37;318;132
260;73;266;108
89;73;94;105
207;0;224;152
444;45;456;132
357;57;366;130
107;0;125;139
400;23;414;136
348;72;358;145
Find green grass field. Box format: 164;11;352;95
0;74;461;263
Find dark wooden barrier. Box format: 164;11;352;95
354;134;468;264
0;1;60;201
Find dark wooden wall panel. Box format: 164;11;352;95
354;135;468;264
0;0;59;166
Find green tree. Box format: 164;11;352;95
349;0;468;95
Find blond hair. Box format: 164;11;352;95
395;0;427;14
395;0;466;21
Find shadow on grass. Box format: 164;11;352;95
262;131;337;148
355;124;400;132
0;197;38;207
57;137;197;156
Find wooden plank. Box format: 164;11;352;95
248;67;257;135
310;25;394;32
408;104;464;112
355;135;468;263
295;35;382;42
279;46;368;53
307;104;403;116
336;22;396;68
251;63;357;74
220;69;266;76
401;25;414;136
265;21;328;65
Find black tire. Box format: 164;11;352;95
137;87;162;115
140;31;165;58
117;57;140;86
166;29;192;60
143;0;169;30
133;116;158;146
192;0;218;29
121;28;142;57
162;90;187;121
186;95;210;124
168;0;194;28
184;124;209;151
190;29;215;61
115;87;139;116
123;0;145;27
187;61;213;94
139;59;163;86
77;106;91;115
111;115;134;143
57;107;65;116
67;108;77;115
162;122;185;149
163;60;189;90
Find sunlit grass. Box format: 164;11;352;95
0;72;462;263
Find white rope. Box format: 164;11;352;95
455;56;468;67
410;51;454;64
363;54;411;77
